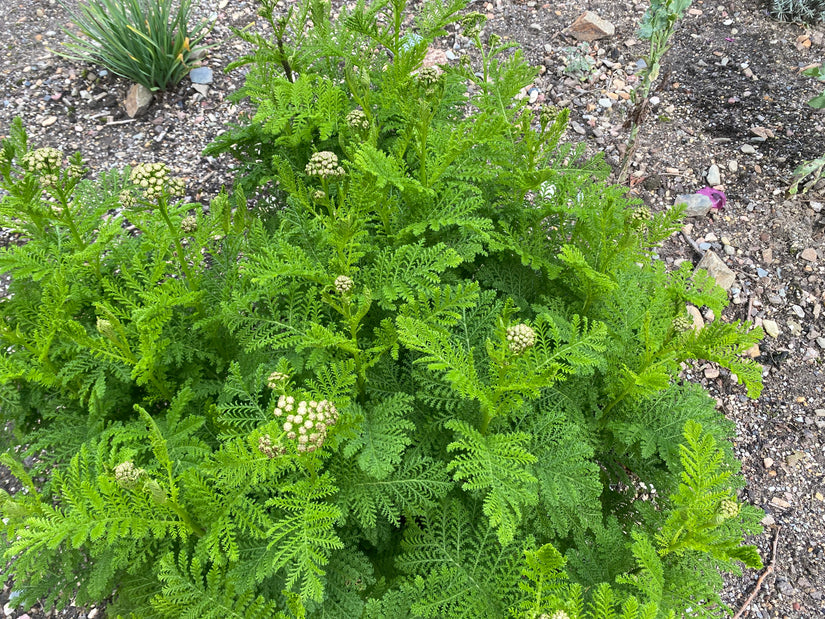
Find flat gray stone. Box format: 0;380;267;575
675;193;713;217
189;67;213;84
696;250;736;291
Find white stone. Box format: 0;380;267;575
762;319;779;338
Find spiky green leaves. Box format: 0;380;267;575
258;475;344;602
445;420;537;544
657;420;763;569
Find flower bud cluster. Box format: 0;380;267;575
672;314;693;333
415;66;441;87
539;612;570;619
96;317;117;341
119;190;137;208
539;104;559;127
274;395;340;453
180;215;197;233
258;434;285;459
346;109;369;133
114;461;145;489
267;370;290;389
334;275;354;295
506;323;536;355
305;151;345;180
631;206;652;223
22;147;63;187
719;498;740;520
130;162;186;202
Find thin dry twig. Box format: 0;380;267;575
733;526;781;619
681;230;705;257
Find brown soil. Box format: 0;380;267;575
1;0;824;617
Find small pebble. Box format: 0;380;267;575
762;319;779;338
741;144;756;154
706;163;721;186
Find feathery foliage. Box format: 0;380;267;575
1;0;765;616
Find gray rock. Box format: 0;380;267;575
567;11;615;42
696;250;736;291
675;193;713;217
706;163;721;186
192;83;210;96
445;50;457;61
189;67;213;84
741;144;756;154
124;83;153;118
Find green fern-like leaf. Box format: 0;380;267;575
445;419;537;544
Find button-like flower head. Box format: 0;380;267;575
130;162;186;202
267;371;290;389
334;275;354;295
506;323;536;355
21;147;63;187
114;461;145;489
277;397;340;453
305;151;345;180
346;109;369;133
258;434;284;458
415;66;441;87
180;215;197;233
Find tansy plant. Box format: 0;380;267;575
1;0;764;616
58;0;213;91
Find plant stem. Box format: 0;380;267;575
169;500;205;537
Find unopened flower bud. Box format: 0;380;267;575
719;498;740;520
672;315;694;333
334;275;354;294
305;151;345;180
506;323;536;355
267;371;289;389
346;109;369;133
96;317;117;341
180;215;197;233
114;461;144;489
144;478;167;505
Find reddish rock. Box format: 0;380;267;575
125;83;153;119
567;11;615;42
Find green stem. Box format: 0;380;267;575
168;500;205;537
158;198;195;287
342;299;367;400
479;403;493;435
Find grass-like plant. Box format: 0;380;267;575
58;0;212;91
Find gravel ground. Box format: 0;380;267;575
1;0;824;617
